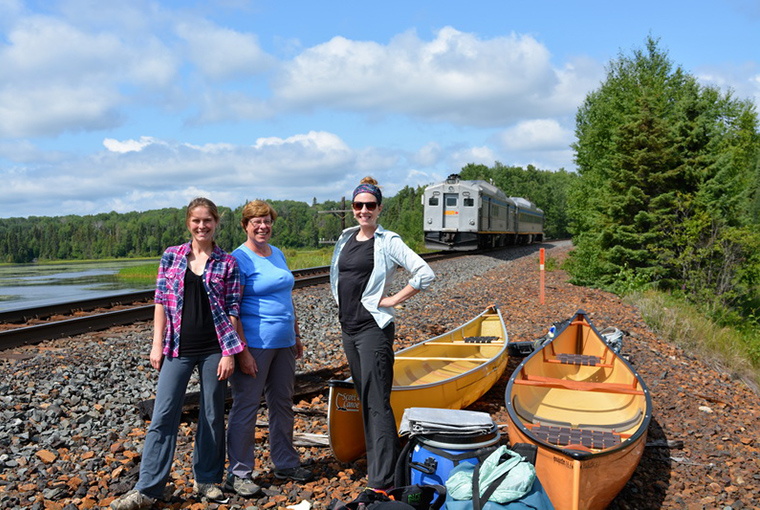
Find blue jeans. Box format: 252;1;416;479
135;353;226;498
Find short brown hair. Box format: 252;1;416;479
240;200;278;228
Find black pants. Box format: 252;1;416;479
342;323;398;489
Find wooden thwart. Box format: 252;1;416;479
513;373;644;395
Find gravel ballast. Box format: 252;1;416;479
0;240;758;510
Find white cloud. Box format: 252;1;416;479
0;12;179;138
499;119;574;151
413;142;442;167
103;136;161;153
695;62;760;106
253;131;349;151
176;20;274;81
273;26;588;125
448;146;497;170
1;133;365;217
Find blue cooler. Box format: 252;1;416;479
408;423;501;486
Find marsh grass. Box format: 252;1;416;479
118;263;159;285
629;290;760;389
281;248;333;269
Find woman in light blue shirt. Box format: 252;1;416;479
225;200;313;498
329;176;435;492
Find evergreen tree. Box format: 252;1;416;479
568;36;760;315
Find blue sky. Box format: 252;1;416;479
1;0;758;218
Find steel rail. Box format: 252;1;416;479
0;290;155;324
1;305;155;350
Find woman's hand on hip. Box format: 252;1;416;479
218;355;235;380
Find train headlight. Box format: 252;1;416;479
469;219;475;225
427;218;432;224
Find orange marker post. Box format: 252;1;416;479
539;248;545;305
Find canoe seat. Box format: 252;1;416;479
555;353;602;366
530;424;621;450
544;351;613;368
463;336;499;343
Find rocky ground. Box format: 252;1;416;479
0;241;758;509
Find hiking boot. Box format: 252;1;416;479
224;474;261;497
193;482;227;502
110;489;155;510
273;465;314;482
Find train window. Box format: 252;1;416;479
446;197;458;207
464;198;474;207
428;197;439;206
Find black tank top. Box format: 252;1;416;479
178;270;221;356
338;232;376;335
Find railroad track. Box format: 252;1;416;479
0;250;469;351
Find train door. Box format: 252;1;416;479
443;193;459;229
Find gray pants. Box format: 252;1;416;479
135;352;226;499
342;323;397;489
227;346;299;478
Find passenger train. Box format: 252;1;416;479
423;174;544;251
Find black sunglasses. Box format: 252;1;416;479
352;201;378;211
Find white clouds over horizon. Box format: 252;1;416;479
273;27;588;125
0;0;757;218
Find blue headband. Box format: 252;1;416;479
353;183;382;204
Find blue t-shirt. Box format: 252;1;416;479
232;244;295;349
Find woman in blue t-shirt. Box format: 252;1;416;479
225;200;313;497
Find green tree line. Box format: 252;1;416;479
566;36;760;324
0;166;571;263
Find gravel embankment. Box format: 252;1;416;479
1;240;758;510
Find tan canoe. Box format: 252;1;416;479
328;305;508;462
505;310;652;510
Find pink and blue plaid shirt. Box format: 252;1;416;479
154;242;244;358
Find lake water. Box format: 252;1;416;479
0;260;156;312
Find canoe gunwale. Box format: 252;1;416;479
335;305;509;392
505;309;652;462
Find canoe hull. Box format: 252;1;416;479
329;305;508;462
505;310;651;510
507;419;647;510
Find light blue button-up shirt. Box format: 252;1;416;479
330;225;435;329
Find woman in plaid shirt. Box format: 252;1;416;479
111;197;245;510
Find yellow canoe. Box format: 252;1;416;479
328;305;508;462
505;310;652;510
